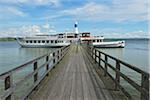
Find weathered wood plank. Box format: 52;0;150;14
27;45;126;100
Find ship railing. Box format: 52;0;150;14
84;45;149;100
0;45;70;100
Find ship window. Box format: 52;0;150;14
38;40;40;43
46;40;49;43
51;40;53;43
26;41;28;43
30;41;32;43
34;40;36;43
97;40;99;42
42;40;45;43
55;40;57;43
93;40;95;42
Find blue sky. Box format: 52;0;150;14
0;0;149;38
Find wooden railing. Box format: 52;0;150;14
85;46;149;100
0;45;70;100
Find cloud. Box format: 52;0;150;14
97;31;150;38
42;23;50;29
0;25;41;37
0;24;58;37
55;0;148;22
0;0;148;22
0;0;60;20
0;6;26;19
0;0;60;7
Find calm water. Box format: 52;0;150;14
97;39;149;100
0;39;149;74
0;39;149;99
98;39;150;73
0;41;55;74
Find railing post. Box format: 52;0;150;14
95;49;96;63
115;60;120;90
90;47;92;56
141;73;149;100
61;49;62;57
99;52;101;66
33;62;38;83
5;95;12;100
5;74;13;100
57;50;59;61
92;48;94;59
104;55;108;76
89;47;92;56
53;52;55;63
46;56;49;76
53;52;56;68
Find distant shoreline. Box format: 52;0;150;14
0;37;149;41
0;37;16;41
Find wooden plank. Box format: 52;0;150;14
78;47;91;100
79;46;98;100
81;47;106;100
27;45;126;100
76;54;84;100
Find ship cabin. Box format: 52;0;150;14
80;32;104;45
80;32;91;38
22;34;64;45
58;33;78;43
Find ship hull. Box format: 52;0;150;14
93;41;125;48
16;38;70;48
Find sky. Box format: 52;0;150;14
0;0;149;38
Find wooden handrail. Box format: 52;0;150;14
0;45;70;100
85;45;149;100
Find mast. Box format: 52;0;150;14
74;21;80;44
74;21;78;34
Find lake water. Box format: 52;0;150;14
0;39;149;74
0;39;149;99
98;39;149;73
97;39;149;100
0;41;55;74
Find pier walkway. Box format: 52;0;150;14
27;45;126;100
0;44;149;100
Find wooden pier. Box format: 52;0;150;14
0;44;149;100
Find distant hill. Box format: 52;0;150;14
0;37;16;41
103;38;149;42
